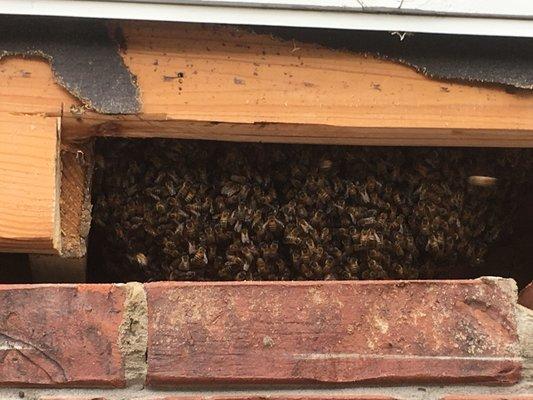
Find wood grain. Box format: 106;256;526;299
0;57;75;114
59;140;94;257
2;21;533;257
63;115;533;147
120;22;533;135
0;112;60;253
2;23;533;146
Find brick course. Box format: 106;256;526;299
442;396;533;399
0;278;529;395
39;397;397;400
519;282;533;310
145;279;521;386
158;397;397;400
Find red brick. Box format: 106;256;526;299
442;396;533;400
145;279;521;386
518;282;533;310
0;284;126;387
160;397;396;400
40;397;396;400
40;398;107;400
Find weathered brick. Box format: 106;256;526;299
40;397;107;400
39;397;396;400
146;279;521;386
519;282;533;310
442;396;533;399
0;284;126;387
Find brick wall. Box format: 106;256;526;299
0;278;531;399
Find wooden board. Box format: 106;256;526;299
62;115;533;147
120;22;533;135
0;112;60;253
0;57;75;115
1;23;533;146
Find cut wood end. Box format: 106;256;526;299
0;113;62;254
58;139;95;258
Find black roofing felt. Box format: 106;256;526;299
0;16;140;114
251;26;533;90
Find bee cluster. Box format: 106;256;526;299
90;139;531;282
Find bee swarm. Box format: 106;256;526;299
90;139;531;282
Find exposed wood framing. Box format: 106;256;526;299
2;21;533;257
63;116;533;147
0;112;60;253
0;58;93;256
59;140;94;258
3;22;533;147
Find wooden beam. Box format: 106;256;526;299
1;20;533;261
2;22;533;147
63;114;533;147
58;19;533;146
0;58;92;257
0;112;61;253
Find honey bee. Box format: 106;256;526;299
93;139;529;282
155;202;166;214
192;247;208;266
176;255;190;271
256;257;269;275
284;229;301;246
310;210;325;227
275;258;288;274
268;242;279;257
291;251;301;267
177;181;190;198
319;158;333;172
300;248;311;264
185;221;197;237
345;257;360;275
323;256;335;274
241;228;250;244
184;189;196;203
205;226;217;244
298;219;313;234
219;210;230;229
317;189;330;203
133;252;148;267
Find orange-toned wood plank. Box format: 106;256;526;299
62;114;533;147
0;112;60;253
0;57;76;114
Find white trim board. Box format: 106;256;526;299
108;0;533;18
1;0;533;37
